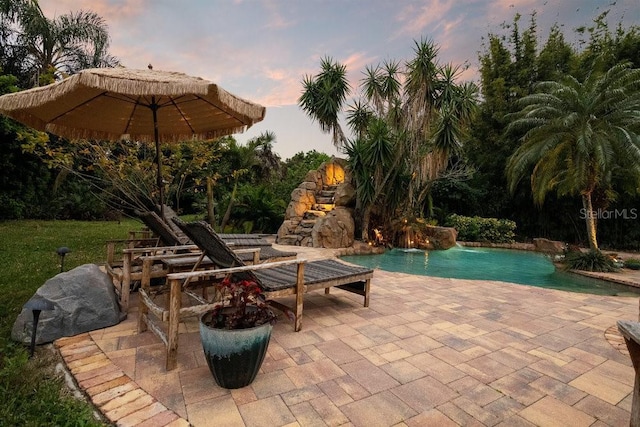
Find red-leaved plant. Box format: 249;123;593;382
203;276;277;330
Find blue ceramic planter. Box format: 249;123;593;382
199;310;273;389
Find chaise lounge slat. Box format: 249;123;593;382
255;259;371;291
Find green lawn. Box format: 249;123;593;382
0;218;142;426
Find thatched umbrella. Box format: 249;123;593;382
0;67;266;218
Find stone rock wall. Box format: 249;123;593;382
277;158;356;248
312;207;355;248
334;182;356;207
284;187;316;218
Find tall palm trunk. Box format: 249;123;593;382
220;181;239;231
361;205;372;241
206;176;215;228
582;193;599;250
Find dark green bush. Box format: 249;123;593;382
564;250;618;272
625;258;640;270
446;214;516;243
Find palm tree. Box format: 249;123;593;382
351;118;397;240
3;1;118;86
248;131;281;181
299;57;350;148
506;62;640;250
401;41;479;216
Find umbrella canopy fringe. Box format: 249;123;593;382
79;68;211;97
0;68;265;126
43;123;250;143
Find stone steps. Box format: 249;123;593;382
304;210;327;219
316;196;334;204
278;235;301;245
313;203;334;212
318;190;335;198
278;179;343;247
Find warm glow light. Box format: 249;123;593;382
324;163;345;185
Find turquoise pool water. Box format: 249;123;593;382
341;246;640;296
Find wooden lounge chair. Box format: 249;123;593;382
107;210;296;314
135;209;297;263
157;204;278;248
138;218;374;370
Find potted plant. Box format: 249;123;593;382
199;275;277;389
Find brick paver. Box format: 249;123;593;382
55;245;639;426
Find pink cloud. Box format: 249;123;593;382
256;67;306;107
265;69;288;81
342;52;377;74
253;51;380;108
394;0;455;38
263;0;295;29
39;0;146;22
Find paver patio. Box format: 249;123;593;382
56;246;639;426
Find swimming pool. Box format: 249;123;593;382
341;246;640;297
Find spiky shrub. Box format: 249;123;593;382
564;249;618;272
624;258;640;270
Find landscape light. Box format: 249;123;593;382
23;297;55;358
56;247;71;273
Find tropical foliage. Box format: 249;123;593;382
506;62;640;250
301;40;479;242
12;128;329;233
463;11;640;250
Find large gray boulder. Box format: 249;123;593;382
334;182;356;207
423;225;458;250
12;264;122;345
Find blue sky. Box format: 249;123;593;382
40;0;639;160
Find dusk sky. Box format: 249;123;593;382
39;0;639;160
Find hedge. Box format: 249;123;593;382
446;214;516;243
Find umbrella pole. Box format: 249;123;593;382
151;98;165;221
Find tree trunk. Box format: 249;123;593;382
206;177;215;228
220;182;238;231
361;205;372;242
582;193;599;250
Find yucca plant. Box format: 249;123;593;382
564;249;618;272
